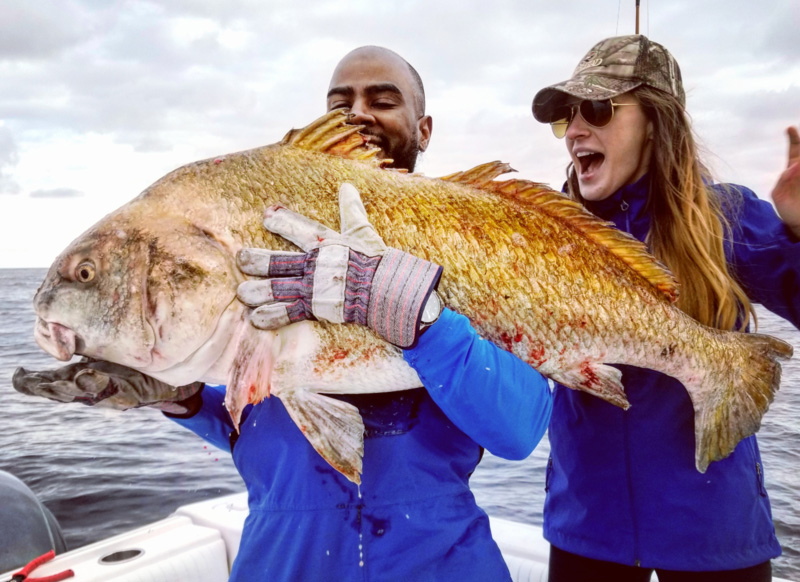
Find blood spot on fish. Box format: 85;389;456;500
580;362;600;388
214;158;223;165
332;350;349;360
529;344;547;366
500;328;525;350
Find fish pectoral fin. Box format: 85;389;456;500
550;363;630;410
224;327;275;432
281;390;365;485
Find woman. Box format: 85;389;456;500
531;35;800;581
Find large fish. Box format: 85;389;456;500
31;110;793;483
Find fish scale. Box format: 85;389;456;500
30;109;792;484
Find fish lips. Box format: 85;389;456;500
34;318;80;361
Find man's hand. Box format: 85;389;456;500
772;125;800;238
236;182;443;348
13;360;203;415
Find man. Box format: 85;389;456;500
14;47;552;581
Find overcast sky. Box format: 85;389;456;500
1;0;798;268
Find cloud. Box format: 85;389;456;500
0;0;797;267
29;187;84;199
0;2;91;60
0;127;20;194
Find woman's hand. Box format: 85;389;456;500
771;125;800;238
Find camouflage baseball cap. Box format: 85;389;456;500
532;35;684;123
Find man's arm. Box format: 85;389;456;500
165;384;240;453
404;309;552;460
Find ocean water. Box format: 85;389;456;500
1;267;797;579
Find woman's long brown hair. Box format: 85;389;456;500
565;86;753;331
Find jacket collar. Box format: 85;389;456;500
583;174;651;240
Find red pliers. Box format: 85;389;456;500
3;550;74;582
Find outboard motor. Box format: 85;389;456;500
0;470;67;572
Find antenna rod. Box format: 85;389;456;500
635;0;640;34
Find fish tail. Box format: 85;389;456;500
692;333;793;472
281;391;365;485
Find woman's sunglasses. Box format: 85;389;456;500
550;99;637;138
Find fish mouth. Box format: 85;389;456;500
34;318;81;361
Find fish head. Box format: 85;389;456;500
33;211;242;379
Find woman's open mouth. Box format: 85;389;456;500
576;151;605;176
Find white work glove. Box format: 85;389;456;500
236;183;443;348
13;360;203;415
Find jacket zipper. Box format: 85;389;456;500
618;198;642;566
620;199;631;232
623;407;642;566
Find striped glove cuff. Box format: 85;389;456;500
367;248;443;348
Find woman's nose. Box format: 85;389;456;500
565;112;590;140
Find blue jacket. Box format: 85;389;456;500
544;175;800;570
171;309;552;581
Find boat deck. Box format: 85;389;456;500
1;492;792;582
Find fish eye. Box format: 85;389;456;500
75;261;96;283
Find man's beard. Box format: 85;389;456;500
385;139;422;172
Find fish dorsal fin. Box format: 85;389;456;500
439;161;679;302
281;110;389;167
437;160;518;187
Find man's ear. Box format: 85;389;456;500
417;115;433;152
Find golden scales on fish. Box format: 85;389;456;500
31;110;793;484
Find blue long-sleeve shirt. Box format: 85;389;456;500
544;176;800;571
170;308;552;581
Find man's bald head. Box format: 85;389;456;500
334;46;426;116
